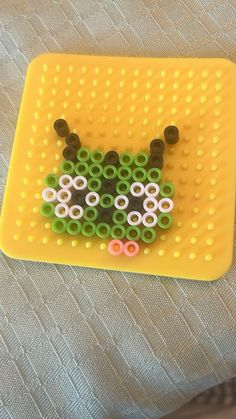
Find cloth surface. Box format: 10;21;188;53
0;1;236;418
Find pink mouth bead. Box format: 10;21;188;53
124;241;140;257
108;239;124;256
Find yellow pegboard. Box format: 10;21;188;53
0;54;236;280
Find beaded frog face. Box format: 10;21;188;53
40;119;178;257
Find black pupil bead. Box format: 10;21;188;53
164;125;179;144
102;179;116;194
63;146;77;162
54;119;69;137
104;150;119;166
150;139;164;154
98;208;113;224
66;133;81;149
71;190;85;205
128;196;143;213
148;154;163;169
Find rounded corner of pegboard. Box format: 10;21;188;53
218;58;236;69
0;239;16;261
29;53;50;68
206;258;233;282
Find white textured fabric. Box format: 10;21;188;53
0;1;236;418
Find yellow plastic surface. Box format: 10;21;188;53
0;54;236;280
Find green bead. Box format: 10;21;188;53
147;168;162;183
44;173;58;188
141;227;156;243
126;226;141;241
83;207;98;222
81;221;96;237
77;146;91;162
112;210;127;225
91;150;105;164
134;152;148;167
60;160;75;175
40;202;55;217
100;194;114;208
132;167;147;182
117;166;132;181
103;165;117;179
111;225;126;239
75;161;89;176
116;180;130;195
87;178;102;192
67;220;81;235
88;163;103;178
160;182;175;198
119;152;134;166
157;213;173;229
52;218;67;234
96;223;111;239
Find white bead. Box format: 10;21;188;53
85;192;100;207
158;198;174;213
143;197;159;212
127;211;142;226
54;203;69;218
145;182;160;197
130;182;145;197
142;212;157;227
59;174;73;189
69;205;84;219
42;187;57;202
57;189;72;203
114;195;129;210
73;175;87;190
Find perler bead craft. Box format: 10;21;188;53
41;119;175;258
0;55;236;280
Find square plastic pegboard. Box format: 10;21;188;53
0;54;236;281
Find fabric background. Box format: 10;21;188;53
0;1;236;418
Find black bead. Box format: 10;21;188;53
54;119;69;137
63;146;77;162
101;179;116;194
128;196;143;213
66;133;81;150
104;150;119;166
148;154;163;169
98;208;114;224
150;139;165;154
164;125;179;144
71;190;86;206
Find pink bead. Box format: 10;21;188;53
124;241;140;257
108;239;124;256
